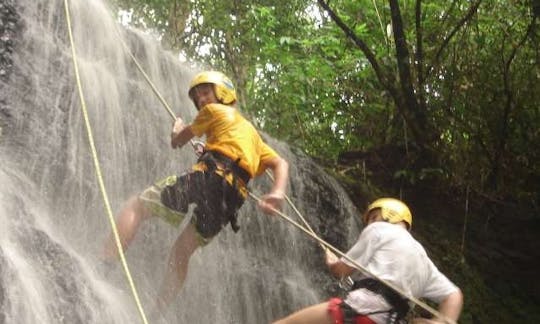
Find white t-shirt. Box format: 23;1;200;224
341;222;458;324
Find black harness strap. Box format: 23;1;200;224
351;278;410;324
198;150;251;184
339;300;387;324
197;150;251;232
341;301;360;324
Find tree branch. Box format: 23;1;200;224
440;0;458;27
491;16;538;189
426;0;482;78
415;0;426;112
318;0;435;149
316;0;395;93
389;0;424;133
533;0;540;18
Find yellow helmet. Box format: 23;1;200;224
362;198;412;229
188;71;237;105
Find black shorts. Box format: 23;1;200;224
140;170;245;244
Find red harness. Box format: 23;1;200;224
328;298;377;324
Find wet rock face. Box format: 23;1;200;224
0;0;20;81
0;0;20;138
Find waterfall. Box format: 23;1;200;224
0;0;360;323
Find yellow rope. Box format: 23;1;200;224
63;1;148;323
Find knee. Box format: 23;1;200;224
129;196;149;218
117;196;148;226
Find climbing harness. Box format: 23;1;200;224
198;150;251;186
338;275;355;291
329;298;380;324
351;278;410;324
196;150;250;232
63;1;148;323
160;150;249;234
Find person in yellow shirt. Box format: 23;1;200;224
102;71;289;313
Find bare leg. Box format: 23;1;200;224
102;195;151;260
273;302;333;324
155;222;200;312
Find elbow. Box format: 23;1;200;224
450;288;464;309
441;288;464;322
452;288;464;312
267;156;289;177
282;158;289;170
278;157;289;174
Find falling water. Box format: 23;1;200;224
0;0;360;323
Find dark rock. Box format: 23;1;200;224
0;0;20;82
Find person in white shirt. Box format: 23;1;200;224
273;198;463;324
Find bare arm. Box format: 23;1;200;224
438;289;463;323
171;117;195;149
325;249;355;278
258;156;289;214
413;289;463;324
265;156;289;196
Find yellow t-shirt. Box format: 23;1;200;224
189;103;279;178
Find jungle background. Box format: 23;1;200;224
112;0;539;322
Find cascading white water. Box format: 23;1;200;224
0;0;360;323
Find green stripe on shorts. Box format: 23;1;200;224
139;176;185;227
